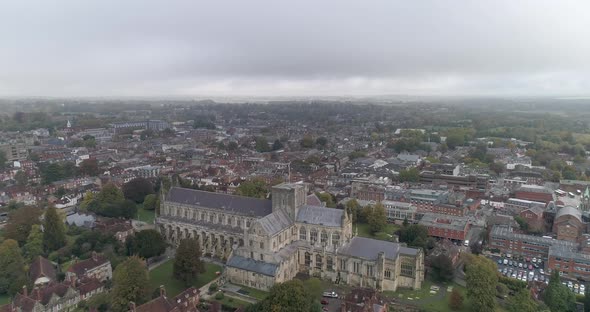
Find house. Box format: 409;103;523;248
340;288;388;312
518;207;545;232
29;256;57;286
131;286;200;312
66;252;112;282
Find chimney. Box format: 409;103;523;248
129;301;136;312
91;251;98;261
70;275;76;288
22;285;27;297
34;287;41;301
160;285;166;297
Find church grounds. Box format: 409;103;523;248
148;259;222;297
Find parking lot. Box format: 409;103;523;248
490;255;586;295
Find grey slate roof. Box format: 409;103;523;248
338;237;419;260
296;205;343;227
257;209;293;236
226;255;278;276
166;187;272;217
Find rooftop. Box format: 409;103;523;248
337;236;419;260
166;187;272;217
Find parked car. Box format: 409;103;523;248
518;263;523;268
528;264;533;270
503;259;508;265
532;257;537;263
323;291;338;298
539;269;544;275
321;299;329;305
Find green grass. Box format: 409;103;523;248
136;205;155;224
210;295;251;309
0;293;9;305
235;285;269;300
149;260;222;297
355;222;400;241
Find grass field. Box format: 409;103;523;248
149;260;222;297
234;285;269;300
355;222;400;241
136;206;155;224
210;294;252;310
0;293;9;305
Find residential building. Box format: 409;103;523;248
488;225;576;260
381;200;417;223
552;206;584;242
418;213;470;242
66;252;112;282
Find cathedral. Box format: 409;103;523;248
157;182;424;292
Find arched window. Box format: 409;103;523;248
315;254;323;269
299;227;307;240
310;228;318;242
201;212;205;221
385;269;392;279
332;232;340;247
320;230;328;244
327;257;334;271
305;252;311;267
209;213;214;223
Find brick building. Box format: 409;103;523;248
514;185;554;204
489;225;576;260
552;206;584;242
418;213;470;242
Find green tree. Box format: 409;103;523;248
398;224;429;250
544;271;576;312
345;199;361;222
507;288;537;312
0;239;27;296
23;224;44;260
584;283;590;312
3;205;42;245
514;216;529;232
143;194;157;211
0;150;6;170
303;277;323;301
255;137;271;152
316;192;336;208
431;254;454;282
43;206;67;252
111;256;150;312
248;279;314;312
465;256;498;312
126;230;167;259
315;137;328;148
123;178;155;203
367;203;387;234
300;135;314;148
446;133;466;149
80;191;95;211
173;238;204;287
271;139;284;151
79;158;100;176
97;183;125;205
449;288;464;311
399;167;420;182
14;170;28;186
236;178;268;199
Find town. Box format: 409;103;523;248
1;100;590;312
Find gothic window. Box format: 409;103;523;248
246;220;251;228
260;242;264;249
366;265;374;277
201;212;205;221
332;232;340;246
353;262;360;274
401;260;415;278
315;254;323;269
229;216;234;226
260;254;264;261
209;213;214;223
184;209;188;218
310;228;318;242
385;269;392;279
320;230;328;244
327;257;334;271
299;227;307;240
218;214;223;224
340;259;346;271
305;252;311;267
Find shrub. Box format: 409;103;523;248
215;292;224;300
209;282;218;293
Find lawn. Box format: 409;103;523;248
136;206;155;224
0;293;9;305
210;294;251;310
149;260;222;297
356;222;400;241
235;285;269;300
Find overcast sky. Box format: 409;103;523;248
1;0;589;97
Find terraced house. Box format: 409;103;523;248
157;182;424;292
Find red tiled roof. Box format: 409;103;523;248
67;253;109;276
29;256;56;283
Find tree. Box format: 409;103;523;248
470;241;483;255
255;137;270;152
431;254;454;282
0;239;27;296
0;150;6;170
271;139;284;151
96;183;125;205
489;162;505;175
14;170;28;186
544;271;576;312
236;178;268;199
111;256;150;312
345;199;361;222
43;206;67;253
302;277;323;301
23;224;44;260
446;133;465;150
123;178;154;203
248;279;313;312
507;288;538;312
79;158;100;176
143;194;157;211
584;283;590;312
398;224;429;250
80;191;95;211
300;135;314;148
449;288;464;311
3;205;42;245
514;216;529;232
367;203;387;234
316;192;336;208
173;238;204;287
399;167;420;182
465;256;497;312
126;230;167;259
227;141;239;152
315;137;328;148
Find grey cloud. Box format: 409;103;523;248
0;0;589;96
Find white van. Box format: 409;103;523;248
463;240;470;247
